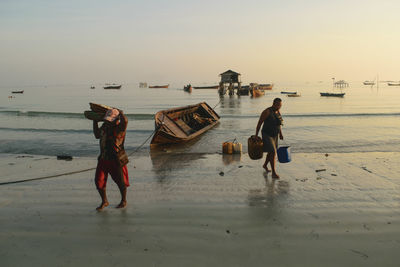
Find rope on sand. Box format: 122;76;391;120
0;127;158;186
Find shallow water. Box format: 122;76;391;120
0;81;399;156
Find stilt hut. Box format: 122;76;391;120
219;70;242;96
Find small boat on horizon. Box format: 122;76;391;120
150;102;220;146
320;92;345;97
11;90;24;94
183;84;192;93
149;84;169;88
287;93;301;97
90;86;95;89
250;88;265;97
363;81;375;85
258;84;273;90
103;84;122;89
388;82;400;86
193;85;219;89
281;91;297;94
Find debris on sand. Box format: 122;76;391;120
315;169;326;173
57;155;73;161
219;171;224;176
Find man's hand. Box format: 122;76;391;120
279;133;284;140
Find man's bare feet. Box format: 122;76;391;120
272;172;280;179
116;200;127;209
96;201;109;211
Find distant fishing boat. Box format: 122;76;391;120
150;102;220;145
149;84;169;88
281;91;297;94
103;84;122;89
388;82;400;86
237;85;250;96
90;86;95;89
193;85;219;89
320;92;345;97
287;93;301;97
183;84;192;93
11;90;24;94
363;81;375;85
250;88;265;97
258;84;273;90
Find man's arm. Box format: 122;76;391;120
116;110;128;133
93;121;101;139
255;109;269;136
279;128;283;140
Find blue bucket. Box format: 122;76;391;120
277;146;291;163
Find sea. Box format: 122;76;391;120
1;82;399;157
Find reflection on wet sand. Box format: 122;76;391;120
222;154;241;166
248;173;290;209
150;149;208;183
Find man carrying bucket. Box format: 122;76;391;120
93;108;130;211
255;98;284;178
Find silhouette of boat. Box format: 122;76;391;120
103;84;122;89
149;84;169;88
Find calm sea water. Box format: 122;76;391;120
1;82;399;156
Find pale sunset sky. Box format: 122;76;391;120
0;0;399;86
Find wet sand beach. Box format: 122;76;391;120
1;152;400;266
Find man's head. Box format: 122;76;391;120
103;109;120;124
272;98;282;110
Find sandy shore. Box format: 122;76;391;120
1;151;400;266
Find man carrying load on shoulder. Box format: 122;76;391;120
93;108;130;211
255;98;284;179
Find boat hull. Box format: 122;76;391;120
320;92;345;97
251;89;265;97
103;85;122;89
11;90;24;94
149;85;169;88
259;84;273;90
193;85;219;89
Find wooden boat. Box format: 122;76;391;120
150;102;220;145
11;90;24;94
320;92;345;97
250;88;265;97
103;84;122;89
281;91;297;94
183;84;192;93
388;82;400;86
237;86;250;96
193;85;219;89
363;81;375;85
258;84;273;90
287;93;301;97
149;84;169;88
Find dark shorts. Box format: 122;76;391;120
95;159;129;190
262;134;278;153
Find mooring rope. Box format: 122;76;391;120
0;127;159;186
213;98;222;110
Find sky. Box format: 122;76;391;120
0;0;399;86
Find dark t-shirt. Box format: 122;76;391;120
261;107;283;137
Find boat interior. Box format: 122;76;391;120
163;105;218;136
